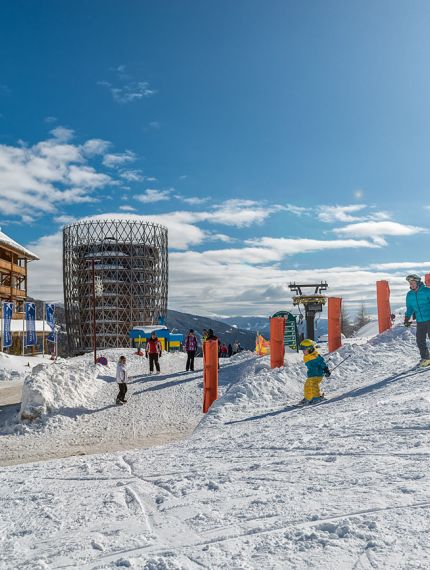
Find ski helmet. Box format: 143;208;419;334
406;274;421;283
299;339;316;353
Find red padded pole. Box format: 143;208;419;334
328;297;342;353
376;280;392;334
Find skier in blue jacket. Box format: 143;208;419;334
404;274;430;366
299;339;331;404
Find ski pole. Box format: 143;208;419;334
329;354;351;372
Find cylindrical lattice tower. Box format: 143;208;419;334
63;216;168;354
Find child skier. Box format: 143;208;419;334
115;355;128;405
299;339;330;404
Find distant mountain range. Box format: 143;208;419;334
166;309;256;350
30;300;328;355
216;315;329;339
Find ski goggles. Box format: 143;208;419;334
406;275;420;283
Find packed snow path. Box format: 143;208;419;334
0;351;214;466
1;328;430;568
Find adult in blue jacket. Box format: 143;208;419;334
404;274;430;366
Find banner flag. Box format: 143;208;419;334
2;302;13;348
25;302;37;346
46;303;56;343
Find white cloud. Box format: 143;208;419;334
82;139;111;156
209;199;285;227
0;129;116;218
98;79;156;104
53;215;77;225
134;189;172;203
246;236;379;257
285;204;310;216
120;169;144;182
333;221;426;245
102;150;136;168
50;126;74;142
119;205;137;212
317;204;368;223
175;195;209;205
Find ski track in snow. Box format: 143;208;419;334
1;326;430;568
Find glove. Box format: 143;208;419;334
324;366;331;377
404;317;411;327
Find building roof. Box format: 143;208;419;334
0;229;39;260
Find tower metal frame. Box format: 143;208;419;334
63;218;168;354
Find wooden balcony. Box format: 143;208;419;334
0;285;26;299
0;258;26;276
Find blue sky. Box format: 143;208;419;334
1;0;430;316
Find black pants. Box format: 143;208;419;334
117;383;127;402
149;353;160;372
186;350;196;371
416;320;430;359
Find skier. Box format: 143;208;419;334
115;355;128;405
146;331;162;373
299;339;330;404
404;274;430;366
184;329;198;371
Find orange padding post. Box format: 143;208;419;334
270;317;285;368
376;280;392;334
425;273;430;287
328;297;342;353
203;339;218;413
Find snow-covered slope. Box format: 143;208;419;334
1;326;430;568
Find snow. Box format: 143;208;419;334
1;325;430;568
0;228;39;260
0;352;46;382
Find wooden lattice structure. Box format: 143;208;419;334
63;218;168;354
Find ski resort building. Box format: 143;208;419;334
0;228;39;311
63;216;168;354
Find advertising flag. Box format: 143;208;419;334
2;302;13;348
25;302;37;346
46;303;56;343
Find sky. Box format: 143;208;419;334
1;0;430;318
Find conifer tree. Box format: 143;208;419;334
354;302;371;333
341;304;354;337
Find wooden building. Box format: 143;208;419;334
0;228;39;315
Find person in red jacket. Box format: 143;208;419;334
146;331;162;373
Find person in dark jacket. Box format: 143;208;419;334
184;329;198;371
146;332;162;373
404;274;430;366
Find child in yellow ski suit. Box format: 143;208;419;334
299;339;331;403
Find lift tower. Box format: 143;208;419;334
288;281;328;341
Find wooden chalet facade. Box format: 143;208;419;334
0;229;39;317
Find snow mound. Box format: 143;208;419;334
20;359;102;420
201;354;303;426
0;352;46;382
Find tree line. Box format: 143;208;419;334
341;302;372;337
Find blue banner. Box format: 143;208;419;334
46;303;56;343
25;302;37;347
2;302;13;348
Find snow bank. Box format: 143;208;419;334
20;359;102;420
200;352;303;426
0;352;45;382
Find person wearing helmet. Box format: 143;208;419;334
404;274;430;366
299;339;331;404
